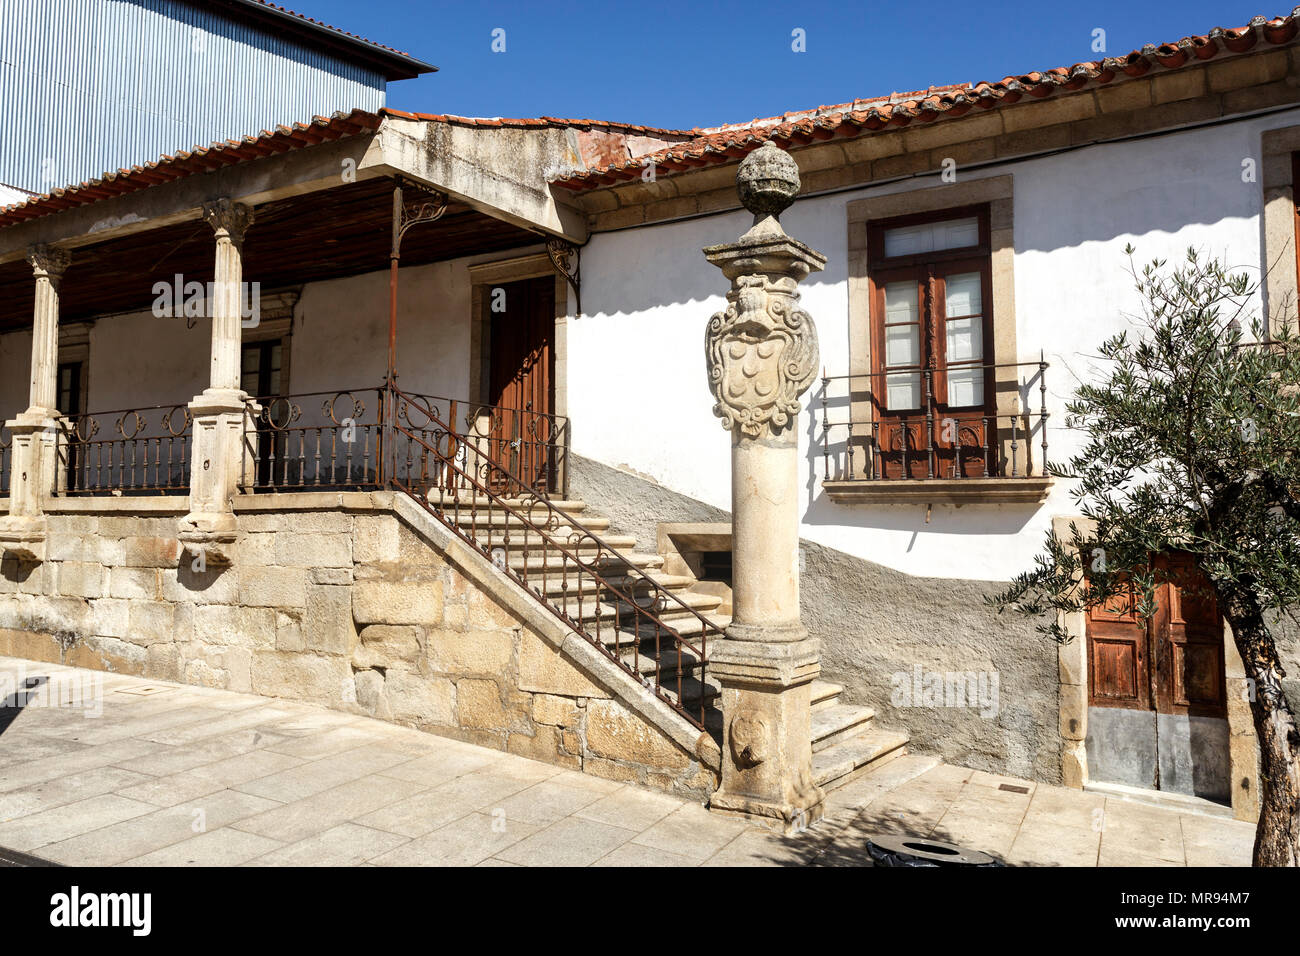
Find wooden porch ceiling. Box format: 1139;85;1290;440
0;178;545;333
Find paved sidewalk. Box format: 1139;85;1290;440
0;657;1254;866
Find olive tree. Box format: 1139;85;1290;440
991;248;1300;866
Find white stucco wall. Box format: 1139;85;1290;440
568;108;1300;581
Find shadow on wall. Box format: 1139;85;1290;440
567;453;1060;783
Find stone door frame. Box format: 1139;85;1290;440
1051;516;1260;821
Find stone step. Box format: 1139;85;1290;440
611;589;724;619
450;512;612;534
550;598;621;624
619;635;717;678
519;573;608;601
811;703;875;753
606;571;696;592
620;613;730;641
425;492;589;514
515;567;698;602
477;532;639;553
811;680;843;713
812;728;910;793
506;552;665;573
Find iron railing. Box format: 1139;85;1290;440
241;387;571;497
389;384;719;731
58;404;192;495
819;358;1049;482
243;389;383;491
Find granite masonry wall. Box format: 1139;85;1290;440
0;494;719;799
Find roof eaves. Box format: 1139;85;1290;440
0;109;383;230
551;9;1300;191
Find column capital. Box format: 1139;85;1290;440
26;243;71;281
201;198;255;245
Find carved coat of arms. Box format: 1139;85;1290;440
706;274;819;438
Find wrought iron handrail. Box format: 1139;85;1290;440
388;384;719;731
819;357;1050;481
57;403;192;495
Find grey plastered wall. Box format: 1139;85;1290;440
569;454;1061;783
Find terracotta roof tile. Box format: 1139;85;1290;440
0;109;383;229
551;8;1300;190
379;107;694;138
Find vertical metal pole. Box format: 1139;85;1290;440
384;180;403;488
389;179;402;388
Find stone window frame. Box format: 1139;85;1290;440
1261;126;1300;336
466;250;570;423
840;175;1049;503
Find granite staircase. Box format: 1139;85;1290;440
435;491;909;794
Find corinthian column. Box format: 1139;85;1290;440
0;244;72;561
703;143;826;832
177;199;255;562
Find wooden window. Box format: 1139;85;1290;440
241;340;284;400
57;360;85;417
866;206;996;479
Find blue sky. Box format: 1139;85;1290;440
302;0;1276;129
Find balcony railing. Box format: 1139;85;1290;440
240;386;571;498
58;404;192;495
819;358;1050;488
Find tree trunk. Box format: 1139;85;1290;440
1221;588;1300;866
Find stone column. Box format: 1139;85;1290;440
703;143;827;833
0;244;71;561
177;199;254;562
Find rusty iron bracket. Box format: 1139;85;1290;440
395;182;449;254
547;238;581;318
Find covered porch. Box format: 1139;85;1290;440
0;109;604;543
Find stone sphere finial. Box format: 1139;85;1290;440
736;141;800;222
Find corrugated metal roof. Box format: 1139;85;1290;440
0;0;412;194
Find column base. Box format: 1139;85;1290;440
0;515;47;562
178;388;247;566
177;514;237;566
708;788;825;835
707;635;825;834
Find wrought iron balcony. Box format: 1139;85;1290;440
58;404;193;495
239;386;571;498
818;357;1053;504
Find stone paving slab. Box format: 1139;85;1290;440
0;657;1256;867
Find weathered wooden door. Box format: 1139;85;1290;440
1085;553;1230;801
487;276;554;490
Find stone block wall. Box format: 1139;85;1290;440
0;495;719;799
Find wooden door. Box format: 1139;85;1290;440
1086;582;1151;710
1086;553;1229;800
487;276;554;491
1150;553;1228;718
